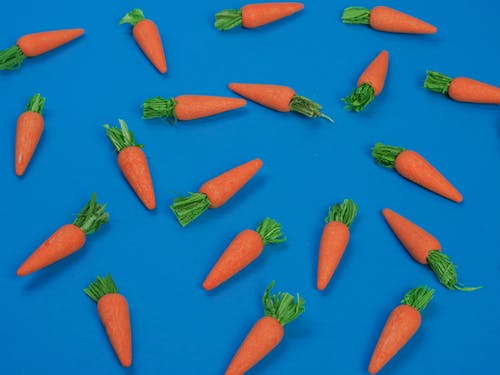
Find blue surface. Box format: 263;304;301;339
1;0;499;374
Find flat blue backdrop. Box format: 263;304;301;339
1;0;499;374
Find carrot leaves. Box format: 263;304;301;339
325;199;358;227
290;95;334;122
342;83;375;112
342;7;371;24
84;275;118;303
142;97;177;123
371;142;405;168
104;119;143;152
427;251;481;292
120;8;146;27
424;71;452;95
263;281;305;326
401;286;434;312
0;45;26;70
73;193;110;235
26;93;46;115
256;218;286;245
170;192;211;227
215;9;243;31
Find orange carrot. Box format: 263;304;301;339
120;9;167;74
225;281;305;374
342;6;437;34
215;2;304;31
229;83;333;122
203;218;285;291
142;95;246;123
0;29;84;70
343;51;389;112
104;119;156;210
424;71;500;104
84;275;132;367
17;194;108;276
317;199;357;291
383;208;480;291
170;158;263;227
368;286;434;374
372;143;462;203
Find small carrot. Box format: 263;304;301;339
0;29;84;70
142;95;246;123
104;119;156;210
424;71;500;105
229;83;333;122
317;199;357;291
368;286;434;374
215;2;304;31
342;6;437;34
170;158;263;227
17;194;109;276
84;275;132;367
225;281;305;375
203;218;285;291
343;51;389;112
383;208;480;291
372;142;462;203
120;9;167;73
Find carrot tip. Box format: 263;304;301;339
342;83;375;112
215;9;243;31
170;192;210;227
0;45;26;70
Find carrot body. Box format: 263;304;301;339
370;6;436;34
15;111;44;176
133;20;167;73
174;95;247;120
448;77;500;104
17;29;84;57
241;3;304;28
358;50;389;95
317;222;350;290
229;83;295;112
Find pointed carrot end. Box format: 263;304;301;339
145;201;156;210
316;281;326;291
15;165;26;177
368;364;379;374
119;357;132;368
202;280;214;291
16;266;28;277
450;192;463;203
382;208;393;219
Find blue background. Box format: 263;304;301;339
1;0;499;374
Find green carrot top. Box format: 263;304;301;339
401;286;434;312
256;218;286;245
325;199;358;227
424;71;453;95
170;192;211;227
120;8;146;26
371;142;406;168
84;275;118;303
342;83;375;112
427;251;481;292
342;6;370;24
289;95;334;123
0;45;26;71
263;281;305;326
73;193;109;235
26;93;45;114
142;96;178;123
214;9;243;31
104;119;143;152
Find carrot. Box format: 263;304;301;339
0;29;84;70
368;286;434;374
343;51;389;112
120;9;167;74
104;119;156;210
16;194;108;276
372;142;463;203
170;158;263;227
424;71;500;105
228;83;334;122
142;95;247;123
342;6;437;34
215;2;304;31
317;199;357;291
225;281;305;374
84;275;132;367
383;208;481;291
203;218;285;291
14;94;46;176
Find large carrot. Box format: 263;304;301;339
120;9;167;73
104;119;156;210
84;275;132;367
15;93;46;176
317;199;357;291
142;95;246;123
383;208;480;291
368;286;434;374
343;51;389;112
17;194;109;276
225;281;305;374
424;71;500;105
170;158;263;227
0;29;84;70
215;2;304;31
342;6;437;34
372;142;462;203
229;83;333;122
203;218;285;291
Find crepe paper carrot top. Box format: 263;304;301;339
0;29;84;70
225;281;305;375
17;193;109;276
171;158;263;227
372;143;462;203
84;275;132;367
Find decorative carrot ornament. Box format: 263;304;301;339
215;2;304;31
342;6;437;34
104;119;156;210
372;143;462;203
368;286;434;374
84;275;132;367
120;9;167;74
383;208;480;291
343;51;389;112
225;281;305;374
229;83;333;122
317;199;357;291
17;193;109;276
203;218;285;291
424;71;500;105
170;158;263;227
